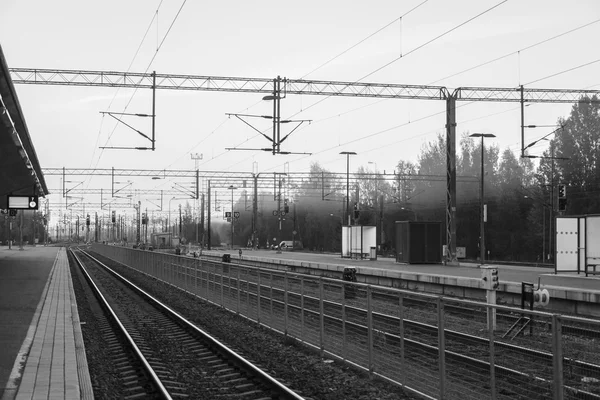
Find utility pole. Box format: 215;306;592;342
550;141;555;263
207;180;211;250
340;151;357;226
200;194;205;248
191;153;202;245
277;177;282;253
228;185;236;249
252;172;259;250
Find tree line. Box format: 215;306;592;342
207;96;598;262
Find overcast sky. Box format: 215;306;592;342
1;0;599;221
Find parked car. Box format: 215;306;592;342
279;240;303;250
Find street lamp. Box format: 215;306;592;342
228;185;237;249
469;133;496;263
340;151;357;225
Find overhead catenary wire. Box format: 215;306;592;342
167;1;430;172
430;18;600;85
86;0;166;186
95;0;188;168
524;58;600;86
222;1;510;173
300;0;429;79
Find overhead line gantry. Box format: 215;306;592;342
15;68;600;262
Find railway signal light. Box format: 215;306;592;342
86;214;90;226
558;197;567;212
481;267;499;290
491;268;499;289
284;198;289;213
533;288;550;307
142;213;147;225
558;184;567;212
353;202;360;219
111;210;116;223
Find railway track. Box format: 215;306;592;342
197;253;600;340
88;250;600;399
165;258;600;398
70;248;304;399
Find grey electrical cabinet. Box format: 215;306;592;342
395;221;442;264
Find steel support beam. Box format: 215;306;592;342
446;94;457;264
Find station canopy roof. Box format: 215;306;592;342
0;44;49;205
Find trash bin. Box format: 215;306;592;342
343;267;357;299
369;246;377;261
222;253;231;263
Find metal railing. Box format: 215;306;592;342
91;244;600;400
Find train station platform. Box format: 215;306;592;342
0;246;93;400
203;248;600;317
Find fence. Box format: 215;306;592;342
91;244;600;400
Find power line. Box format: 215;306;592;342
430;18;600;85
266;0;509;147
169;2;430;171
87;0;165;182
524;58;600;86
95;0;188;167
300;0;429;79
357;0;509;82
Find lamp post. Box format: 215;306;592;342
469;133;496;263
340;151;357;225
228;185;237;249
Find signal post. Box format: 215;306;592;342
481;265;499;331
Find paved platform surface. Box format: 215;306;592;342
221;249;600;292
0;246;92;400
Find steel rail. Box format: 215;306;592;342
80;250;305;400
69;249;173;399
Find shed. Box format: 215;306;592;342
395;221;442;264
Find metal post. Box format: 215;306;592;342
207;180;211;250
446;94;457;264
151;71;156;150
346;154;350;225
480;135;485;263
277;177;282;253
272;78;277;154
231;188;234;249
550;142;555;263
399;293;405;385
196;169;199;245
489;305;497;400
253;174;258;250
284;272;288;338
552;314;564;400
438;298;446;397
257;270;261;324
367;286;374;377
237;267;240;314
520;85;525;158
342;283;347;361
319;278;325;358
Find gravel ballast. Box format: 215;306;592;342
74;251;418;399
